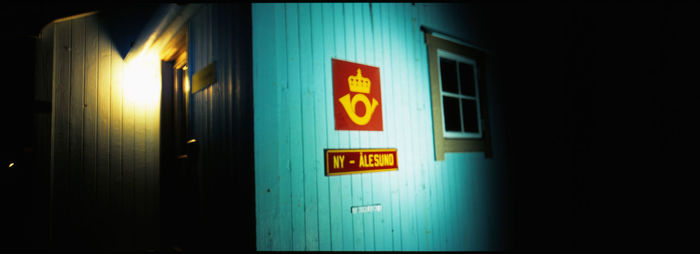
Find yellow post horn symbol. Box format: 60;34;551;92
339;68;379;126
339;94;378;125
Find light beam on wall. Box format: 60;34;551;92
125;49;161;108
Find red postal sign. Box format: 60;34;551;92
325;149;398;176
332;59;383;131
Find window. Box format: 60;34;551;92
438;50;482;138
425;31;492;160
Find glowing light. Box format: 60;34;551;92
8;162;14;168
125;50;161;107
184;69;190;94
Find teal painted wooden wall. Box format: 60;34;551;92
253;3;508;251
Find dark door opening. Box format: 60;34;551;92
158;6;255;250
159;28;203;251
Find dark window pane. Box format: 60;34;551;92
459;62;476;96
440;58;458;93
462;99;479;133
443;96;461;132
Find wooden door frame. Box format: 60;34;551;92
159;26;193;250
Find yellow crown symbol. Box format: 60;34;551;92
348;68;371;94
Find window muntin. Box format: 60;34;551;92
437;49;482;139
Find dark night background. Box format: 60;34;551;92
2;2;699;251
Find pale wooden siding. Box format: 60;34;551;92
253;3;508;251
41;14;160;251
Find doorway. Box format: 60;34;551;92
159;27;203;251
158;6;255;250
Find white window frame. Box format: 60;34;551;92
437;49;483;139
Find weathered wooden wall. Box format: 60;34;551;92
40;13;160;251
252;3;508;251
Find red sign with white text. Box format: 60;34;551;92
332;59;383;131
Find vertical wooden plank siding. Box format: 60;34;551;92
275;3;293;251
83;15;99;248
51;20;71;249
343;3;364;251
357;3;374;251
253;3;507;251
310;3;332;251
109;36;124;249
322;3;343;251
369;4;388;251
333;4;354;251
132;50;146;251
43;14;161;251
298;3;319;251
382;4;402;251
444;153;455;249
95;19;112;249
411;4;427;251
68;19;85;242
188;3;256;250
252;3;278;251
376;4;394;251
121;30;136;250
285;4;306;251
